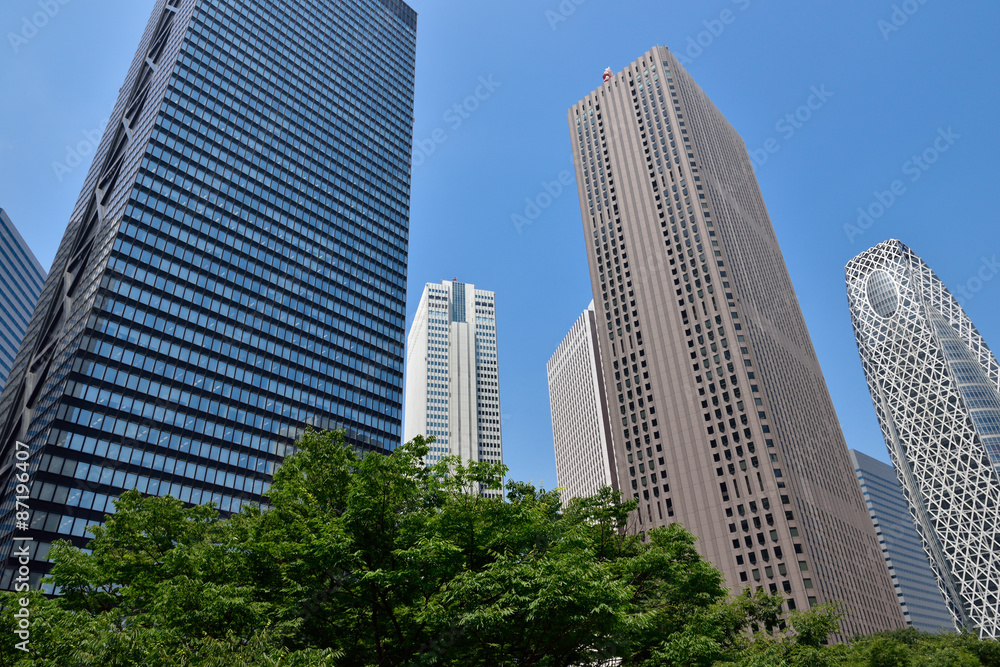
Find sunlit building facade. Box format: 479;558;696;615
568;46;903;636
404;281;503;495
547;302;617;502
847;239;1000;638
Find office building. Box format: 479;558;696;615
847;239;1000;638
0;210;46;392
404;281;503;495
0;0;417;590
568;46;903;636
547;302;617;502
851;450;955;633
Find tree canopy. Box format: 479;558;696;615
1;430;997;666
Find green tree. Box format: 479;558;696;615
0;431;752;665
4;429;999;665
864;635;913;667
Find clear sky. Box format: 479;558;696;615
1;0;998;490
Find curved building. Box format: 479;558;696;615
847;239;1000;637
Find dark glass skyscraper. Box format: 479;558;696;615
0;209;46;393
0;0;416;591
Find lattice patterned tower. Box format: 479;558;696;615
547;302;618;502
0;0;416;590
569;46;904;636
404;281;503;496
847;239;1000;638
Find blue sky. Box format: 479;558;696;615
1;0;998;489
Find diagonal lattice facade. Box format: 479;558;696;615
847;239;1000;638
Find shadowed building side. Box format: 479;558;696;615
0;209;46;393
851;449;956;633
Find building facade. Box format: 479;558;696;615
0;0;416;590
404;281;503;494
568;46;903;635
547;302;617;502
847;239;1000;638
0;210;46;393
851;449;955;633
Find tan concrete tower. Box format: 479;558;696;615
568;46;903;636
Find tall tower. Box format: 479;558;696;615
847;239;1000;638
547;302;618;502
850;450;955;633
0;0;416;591
0;209;46;393
404;281;503;494
568;46;903;635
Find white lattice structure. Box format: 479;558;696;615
847;239;1000;638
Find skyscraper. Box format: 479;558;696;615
847;239;1000;638
0;209;46;393
850;449;955;633
0;0;416;591
568;46;903;635
403;281;503;494
547;302;618;502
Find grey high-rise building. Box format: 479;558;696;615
0;0;416;591
0;210;46;393
403;280;503;497
851;450;955;633
847;240;1000;638
547;302;618;502
568;46;903;636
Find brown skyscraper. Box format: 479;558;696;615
568;47;903;636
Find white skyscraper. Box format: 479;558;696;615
847;239;1000;637
547;303;618;502
404;281;503;493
